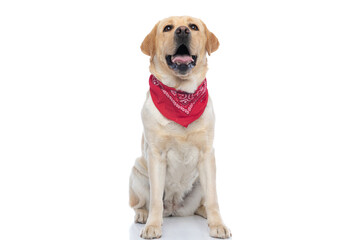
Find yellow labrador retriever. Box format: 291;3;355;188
129;16;231;239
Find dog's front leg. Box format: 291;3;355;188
140;148;166;239
199;149;231;239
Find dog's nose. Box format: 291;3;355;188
175;26;190;36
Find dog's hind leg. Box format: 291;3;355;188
129;157;150;224
174;180;204;217
195;202;207;219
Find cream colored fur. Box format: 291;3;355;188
129;16;231;239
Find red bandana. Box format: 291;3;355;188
149;75;208;127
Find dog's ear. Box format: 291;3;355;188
202;22;219;56
141;23;159;57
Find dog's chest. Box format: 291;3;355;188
164;141;200;197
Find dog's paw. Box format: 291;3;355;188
140;224;162;239
209;224;232;239
134;209;148;224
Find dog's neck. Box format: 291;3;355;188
149;56;208;93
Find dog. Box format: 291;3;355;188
129;16;231;239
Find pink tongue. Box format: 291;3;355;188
171;55;193;64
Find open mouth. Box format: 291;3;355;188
166;44;197;74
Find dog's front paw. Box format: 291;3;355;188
209;224;231;239
140;224;162;239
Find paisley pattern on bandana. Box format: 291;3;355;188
149;75;208;127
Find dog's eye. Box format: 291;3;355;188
163;25;173;32
189;24;199;31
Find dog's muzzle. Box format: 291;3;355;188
165;26;198;75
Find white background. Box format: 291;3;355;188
1;0;359;239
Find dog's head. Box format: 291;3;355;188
141;16;219;83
